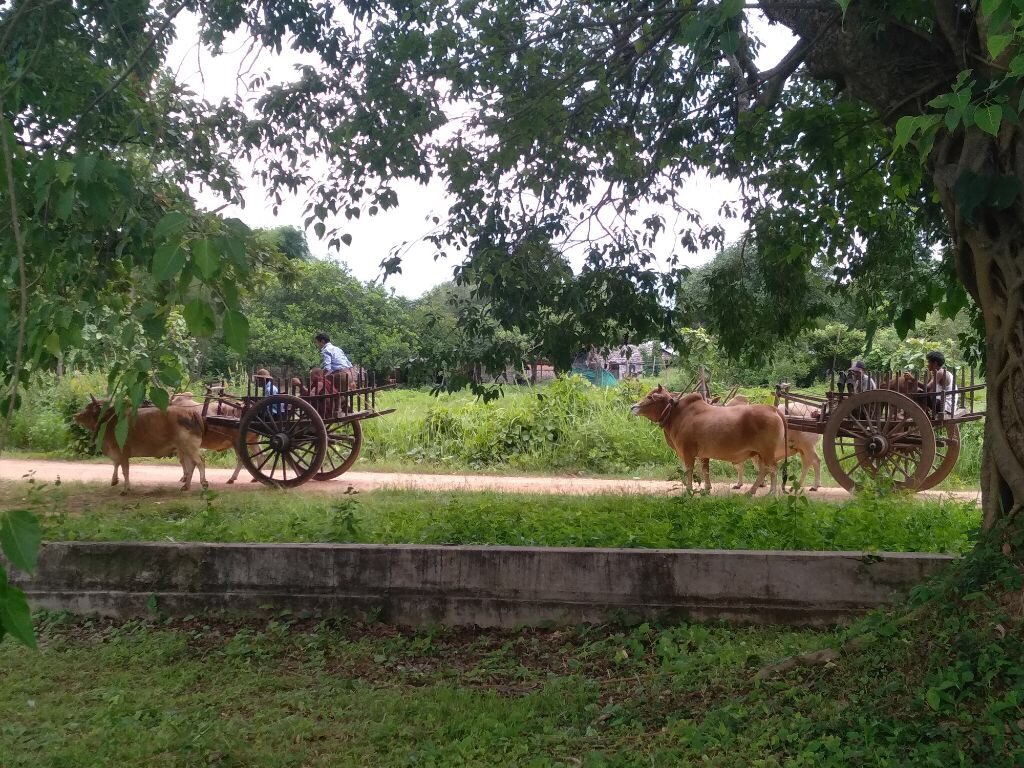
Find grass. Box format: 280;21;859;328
5;372;986;489
0;614;838;767
2;560;1022;768
5;481;981;554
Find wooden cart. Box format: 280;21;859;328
775;367;984;492
200;369;394;488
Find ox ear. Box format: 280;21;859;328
89;393;98;405
655;383;663;392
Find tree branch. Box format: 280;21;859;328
0;114;28;454
57;2;185;152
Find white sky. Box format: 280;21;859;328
168;13;796;299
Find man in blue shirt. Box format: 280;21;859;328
315;332;353;375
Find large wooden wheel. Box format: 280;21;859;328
313;419;363;481
917;422;961;491
238;394;327;488
823;390;936;493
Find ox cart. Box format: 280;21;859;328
199;369;395;488
774;367;984;493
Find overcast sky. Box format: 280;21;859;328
168;14;796;299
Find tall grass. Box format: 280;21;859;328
21;484;980;554
5;372;985;487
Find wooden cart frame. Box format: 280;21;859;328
774;366;984;492
200;369;395;488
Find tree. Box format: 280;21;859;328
196;0;1021;538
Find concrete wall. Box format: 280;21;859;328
7;542;954;628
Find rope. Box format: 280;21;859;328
782;403;790;493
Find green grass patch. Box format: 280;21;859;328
2;565;1021;768
8;481;980;554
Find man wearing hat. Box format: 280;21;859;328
849;360;876;393
924;351;957;415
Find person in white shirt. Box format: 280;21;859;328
924;351;957;415
849;360;877;392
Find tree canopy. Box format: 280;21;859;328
3;0;1023;530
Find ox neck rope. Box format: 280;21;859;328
657;394;683;427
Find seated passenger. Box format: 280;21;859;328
924;350;957;415
308;367;340;417
848;360;877;393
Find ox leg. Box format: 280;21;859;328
180;456;194;490
732;462;744;490
683;456;696;493
193;452;208;490
700;459;712;492
747;457;772;497
110;463;119;487
119;459;130;494
227;454;243;484
809;451;821;491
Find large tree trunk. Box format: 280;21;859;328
932;128;1024;537
758;2;1023;546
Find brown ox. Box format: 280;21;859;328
73;396;207;493
718;396;822;491
170;393;255;484
631;387;784;495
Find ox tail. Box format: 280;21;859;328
177;411;204;436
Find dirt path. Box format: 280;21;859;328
0;458;981;503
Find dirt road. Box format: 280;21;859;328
0;458;981;503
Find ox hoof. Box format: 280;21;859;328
226;478;235;485
809;486;819;492
731;483;742;490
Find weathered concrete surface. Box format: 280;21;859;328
7;542;954;628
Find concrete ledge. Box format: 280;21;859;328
7;542;955;628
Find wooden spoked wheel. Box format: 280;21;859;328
313;420;363;481
917;422;961;492
238;394;327;488
823;390;936;493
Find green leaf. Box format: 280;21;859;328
149;387;169;411
976;104;1002;136
75;154;97;182
720;0;744;17
0;572;36;649
153;211;189;241
314;221;326;239
0;510;41;573
221;280;240;310
340;233;353;246
925;687;941;710
944;109;961;133
191;239;220;279
115;415;129;449
982;0;1005;17
55;188;74;219
152;242;186;281
44;331;60;356
892;115;918;150
987;33;1012;60
953;170;988;223
223;310;249;354
987;175;1021;208
184;298;216;337
55;160;74;184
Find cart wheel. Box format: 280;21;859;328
238;394;327;488
313;420;363;481
916;422;961;492
823;390;936;493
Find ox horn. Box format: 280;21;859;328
89;393;98;404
